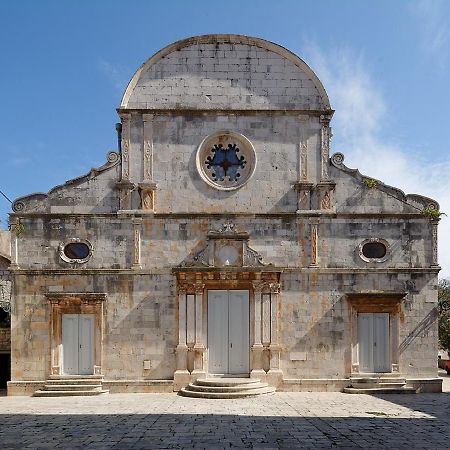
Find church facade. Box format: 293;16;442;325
6;35;442;395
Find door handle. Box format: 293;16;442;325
230;343;232;348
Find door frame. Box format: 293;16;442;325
347;292;405;375
46;293;106;376
207;289;250;376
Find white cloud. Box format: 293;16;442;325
410;0;450;67
98;58;130;92
303;42;450;278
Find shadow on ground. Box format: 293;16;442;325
0;409;449;449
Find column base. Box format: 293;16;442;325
250;369;267;381
173;370;191;391
266;369;283;388
191;370;207;380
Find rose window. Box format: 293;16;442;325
196;131;256;191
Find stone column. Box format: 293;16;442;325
310;220;319;267
120;112;131;181
251;280;265;379
267;282;282;386
116;113;134;210
298;115;309;181
320;115;332;181
174;285;190;390
142;113;154;181
132;218;142;269
431;218;439;267
138;113;158;212
9;231;19;269
192;282;206;378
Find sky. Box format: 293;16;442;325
1;0;449;277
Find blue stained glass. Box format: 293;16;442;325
205;144;247;182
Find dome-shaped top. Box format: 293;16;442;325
120;34;331;111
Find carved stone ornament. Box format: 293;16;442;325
58;238;93;264
196;130;257;191
179;223;269;268
0;280;12;313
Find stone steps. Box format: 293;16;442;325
34;375;109;397
344;376;417;394
180;377;275;399
343;386;417;394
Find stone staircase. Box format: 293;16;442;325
34;375;109;397
180;378;275;399
344;376;416;394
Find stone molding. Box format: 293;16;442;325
12;152;120;213
45;292;106;376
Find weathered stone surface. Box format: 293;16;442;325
5;35;440;395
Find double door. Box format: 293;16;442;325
62;314;94;375
207;290;249;375
358;312;390;373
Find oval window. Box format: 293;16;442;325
63;243;90;260
362;242;386;259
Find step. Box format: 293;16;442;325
343;387;417;394
195;378;261;387
33;389;109;397
351;382;407;389
185;382;269;393
48;375;103;381
179;386;275;399
43;384;103;391
45;379;103;386
350;377;406;384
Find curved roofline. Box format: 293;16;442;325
120;34;331;109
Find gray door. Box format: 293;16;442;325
358;313;390;373
208;290;250;375
62;314;94;375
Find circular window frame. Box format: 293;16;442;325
195;130;257;191
59;238;93;264
358;238;390;263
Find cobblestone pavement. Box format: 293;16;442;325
0;375;449;450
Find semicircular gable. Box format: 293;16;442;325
121;34;331;111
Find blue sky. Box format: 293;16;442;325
1;0;449;276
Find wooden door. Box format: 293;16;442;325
62;314;94;375
207;290;249;375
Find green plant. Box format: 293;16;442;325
439;279;450;353
8;220;25;237
362;178;379;189
421;207;445;219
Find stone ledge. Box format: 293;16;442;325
7;381;45;396
10;267;441;275
102;380;174;394
406;378;443;393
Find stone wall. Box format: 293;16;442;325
10;268;438;382
0;328;10;352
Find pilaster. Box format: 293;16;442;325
309;220;319;267
251;280;265;379
320;115;332;181
431;218;439;267
174;285;190;390
132;218;142;269
192;282;206;378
